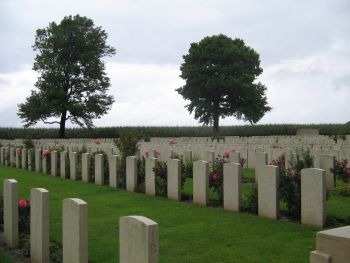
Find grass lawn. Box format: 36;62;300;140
0;250;14;263
0;166;337;263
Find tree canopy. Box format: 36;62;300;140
176;34;271;134
18;15;116;138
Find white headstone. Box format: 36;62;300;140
167;159;181;201
63;198;88;263
3;179;18;248
258;165;279;219
301;168;326;227
30;188;49;263
193;160;209;206
119;216;159;263
223;162;241;212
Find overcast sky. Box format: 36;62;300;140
0;0;349;128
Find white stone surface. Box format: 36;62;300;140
229;151;240;164
223;162;241;212
145;158;157;196
30;188;49;263
167;159;181;201
35;149;42;173
95;154;104;185
193;160;209;206
0;147;4;165
109;155;120;188
10;148;15;167
60;151;68;178
315;226;350;263
258;165;279;219
255;152;267;183
63;198;88;263
21;149;27;169
70;152;78;180
301;168;326;227
318;154;335;191
119;216;159;263
203;151;214;168
82;153;91;183
3;179;18;248
15;148;21;168
126;156;137;192
51;151;58;176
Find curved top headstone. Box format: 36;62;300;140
119;215;159;263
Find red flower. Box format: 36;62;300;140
212;172;220;181
346;169;350;176
156;150;161;157
228;148;236;153
144;151;149;158
42;150;51;158
19;199;27;207
223;152;229;158
95;138;101;145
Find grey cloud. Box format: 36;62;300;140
0;0;349;73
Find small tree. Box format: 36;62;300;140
18;15;116;138
177;34;271;135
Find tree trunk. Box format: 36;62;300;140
59;110;67;138
213;113;219;136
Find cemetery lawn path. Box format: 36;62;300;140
0;166;328;263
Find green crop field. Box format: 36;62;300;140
0;123;349;139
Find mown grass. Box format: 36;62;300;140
0;250;14;263
0;166;331;263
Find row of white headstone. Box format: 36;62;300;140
2;179;159;263
1;147;335;227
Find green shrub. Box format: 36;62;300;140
331;159;350;184
114;129;143;167
241;184;258;214
23;138;35;149
183;153;200;178
275;149;313;219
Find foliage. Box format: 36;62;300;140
275;150;314;219
18;199;30;234
183;153;200;178
0;124;349;139
23;138;35;149
154;161;168;197
241;184;258;214
331;159;350;183
177;34;271;134
209;153;245;204
17;15;115;138
209;155;229;204
114;129;143;168
42;149;51;174
136;157;146;192
117;170;126;189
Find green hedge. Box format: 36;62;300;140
0;124;349;139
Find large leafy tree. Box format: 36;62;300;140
18;15;116;138
176;34;271;134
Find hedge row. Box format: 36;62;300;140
0;124;349;139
